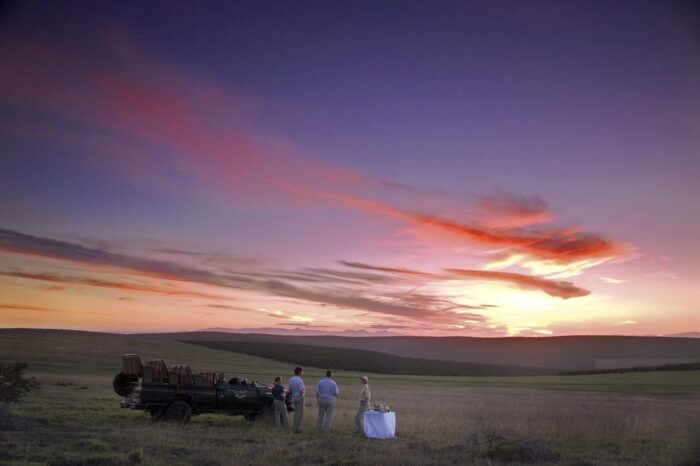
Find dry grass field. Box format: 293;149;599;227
1;330;699;465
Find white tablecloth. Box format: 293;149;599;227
363;411;396;439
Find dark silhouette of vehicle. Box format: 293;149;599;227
113;354;292;423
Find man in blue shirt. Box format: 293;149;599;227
316;370;339;432
289;366;305;432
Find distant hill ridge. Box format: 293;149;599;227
666;332;700;338
2;329;699;371
175;332;700;371
187;340;551;376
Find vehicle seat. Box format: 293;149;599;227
199;372;217;387
172;365;194;386
144;360;169;384
122;354;143;377
142;366;154;384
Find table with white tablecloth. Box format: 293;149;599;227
363;411;396;439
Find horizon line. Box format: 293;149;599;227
0;327;698;339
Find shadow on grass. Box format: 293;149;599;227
448;426;559;463
0;409;49;431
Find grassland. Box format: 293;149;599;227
1;329;699;465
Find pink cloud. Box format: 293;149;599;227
475;192;554;228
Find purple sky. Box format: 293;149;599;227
0;0;698;335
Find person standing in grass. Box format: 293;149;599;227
355;376;371;433
315;370;339;433
271;376;288;428
289;366;305;433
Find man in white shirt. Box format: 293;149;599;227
315;370;339;432
288;366;305;433
355;376;371;433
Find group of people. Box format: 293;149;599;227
270;366;371;433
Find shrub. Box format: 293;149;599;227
0;362;41;406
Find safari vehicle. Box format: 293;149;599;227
113;354;292;423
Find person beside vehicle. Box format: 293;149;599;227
289;366;305;433
315;370;339;432
355;376;371;433
271;376;288;428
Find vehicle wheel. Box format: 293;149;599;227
163;401;192;424
112;372;133;397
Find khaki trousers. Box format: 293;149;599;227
292;396;304;431
316;398;335;432
273;399;288;427
355;402;369;432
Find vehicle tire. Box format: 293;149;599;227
163;401;192;424
112;372;133;397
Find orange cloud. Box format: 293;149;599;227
280;184;624;265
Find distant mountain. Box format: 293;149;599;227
666;332;700;338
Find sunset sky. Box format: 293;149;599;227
1;1;698;336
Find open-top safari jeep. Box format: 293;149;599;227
113;354;292;424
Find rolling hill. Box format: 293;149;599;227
3;328;699;372
186;340;552;376
144;331;700;370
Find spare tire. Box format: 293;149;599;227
112;371;132;397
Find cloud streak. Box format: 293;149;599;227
1;227;592;314
445;269;590;299
0;303;103;315
0;228;231;286
0;228;485;325
0;270;228;300
341;260;591;299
